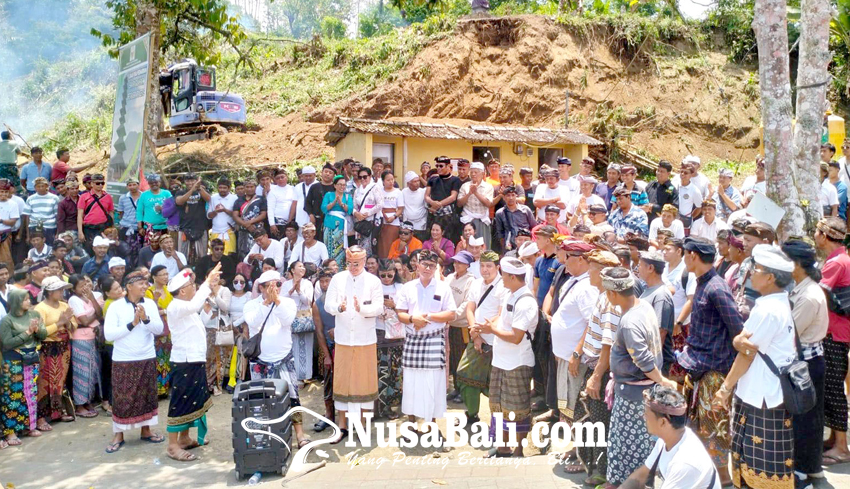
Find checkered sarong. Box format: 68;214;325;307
489;365;533;421
402;329;446;370
730;396;794;489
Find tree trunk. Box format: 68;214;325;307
792;0;831;235
752;0;802;240
135;0;162;175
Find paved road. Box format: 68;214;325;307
1;380;849;488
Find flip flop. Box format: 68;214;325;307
105;440;125;453
330;429;348;445
141;433;165;443
0;439;7;449
6;437;21;447
182;439;209;450
60;415;75;422
167;449;198;462
36;422;52;432
822;453;850;466
298;438;313;448
76;410;98;419
26;429;42;437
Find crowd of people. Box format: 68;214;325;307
1;128;849;488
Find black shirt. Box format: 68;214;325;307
194;254;236;286
428;174;461;202
305;183;335;219
175;189;210;239
645;180;679;222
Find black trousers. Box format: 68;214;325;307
793;354;825;474
824;334;849;432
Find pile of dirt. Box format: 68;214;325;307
163;15;762;168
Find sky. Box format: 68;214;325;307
678;0;714;20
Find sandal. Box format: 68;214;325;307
822;453;850;466
167;448;198;462
26;429;42;438
141;433;165;443
36;421;52;432
6;436;21;447
182;439;209;450
298;438;313;448
330;428;348;445
60;415;75;422
76;410;98;419
105;440;125;453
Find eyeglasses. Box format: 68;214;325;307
420;262;438;270
379;273;394;278
435;165;446;169
212;247;224;252
399;231;411;236
358;175;369;180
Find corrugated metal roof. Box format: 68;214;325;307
325;117;603;146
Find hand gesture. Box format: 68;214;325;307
137;304;149;323
711;384;732;411
153;289;163;303
353;296;360;312
203;300;212;313
338;299;346;313
133;305;144;325
411;314;429;330
383;297;395;309
204;262;222;287
584;373;602;400
27;318;39;335
661;377;678;391
323;353;333;371
476;318;496;335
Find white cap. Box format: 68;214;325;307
92;236;113;248
682;155;701;166
42;276;72;292
470;162;485;171
752;244;794;273
256;270;282;285
405;171;419;184
167;269;195;293
518;241;539;258
500;257;527;275
468;236;485;247
301;166;316;175
108;257;126;269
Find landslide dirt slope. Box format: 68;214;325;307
163;15;761;168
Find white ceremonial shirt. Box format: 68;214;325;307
167;282;212;363
492;285;539;370
401;187;427;231
649;218;685;241
644;427;722;489
534;184;570;221
151;251;187;279
289;240;329;268
468;276;506;345
267;184;296;225
243;295;298;363
243;238;285;272
323;269;383;346
689;217;728;242
294;180;316;228
736;291;796;409
104;296;164;362
550;273;599;360
209;192;237;234
396;276;457;335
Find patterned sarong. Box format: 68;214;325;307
456;342;492;391
37;340;70;421
730;396;794;489
112;358;158;429
1;356;39;435
168;362;213;444
685;371;731;479
606;394;653;486
575;368;609;478
70;338;101;405
250;352;303;424
489;365;532;422
155;334;172;396
376;330;403;417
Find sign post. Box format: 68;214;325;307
106;32;153;198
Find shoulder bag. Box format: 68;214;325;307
242;304;275;362
757;326;816;415
85;193;114;227
353;185;377;237
827;284;850;317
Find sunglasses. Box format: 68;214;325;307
399;231;411;235
212;247;224;252
93;182;104;185
435;165;446;169
358;175;369;180
379;273;394;278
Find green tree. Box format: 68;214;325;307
267;0;351;39
321;16;347;39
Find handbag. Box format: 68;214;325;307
243;304;275;362
291;310;315;334
215;330;235;346
827;285;850;317
353;185;377;237
16;347;40;366
757;328;817;415
383;309;405;340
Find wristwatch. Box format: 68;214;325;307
572;351;581;359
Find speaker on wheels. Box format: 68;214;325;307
231;379;293;479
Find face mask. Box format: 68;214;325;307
233;282;245;291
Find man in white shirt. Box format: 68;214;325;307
103;271;165;455
550;241;599;423
267;168;297;240
557;157;578;197
567;175;605;218
472;257;539;457
466;236;485;279
396;249;457;435
821;163;840;217
243;228;285;272
288;222;328;268
740;158;767;206
689;199;728;242
323;246;383;441
672;155;712;198
676;162;703;232
619;385;721;489
164;263;221;462
150;234;186;278
534;168;569;221
352;167;381;255
663;239;696;329
207;177;238;256
293;166;317;229
458;162;495;250
243;270;309;448
402;171;428;242
0;180;20;266
456;251;505;422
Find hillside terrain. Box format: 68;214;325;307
76;15;764;173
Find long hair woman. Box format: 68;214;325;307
282;261;315;383
99;276;125;414
146;264;173;397
202;269;232;396
321;175;353;268
34;277;76;424
0;289;47;448
67;274;104;418
229;273;250;384
375;258;403;419
378;171;404;258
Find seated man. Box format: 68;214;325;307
618;385;720;489
387;221;423;259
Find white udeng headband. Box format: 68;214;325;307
500;257;526;275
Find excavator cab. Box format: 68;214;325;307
159;59;246;129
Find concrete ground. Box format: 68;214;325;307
1;379;849;488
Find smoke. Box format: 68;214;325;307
0;0;117;142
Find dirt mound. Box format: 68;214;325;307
309;15;761;164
